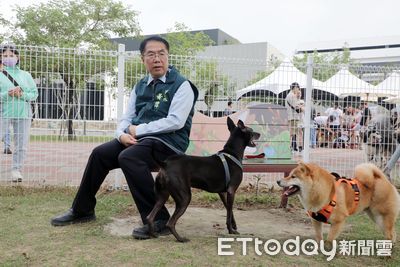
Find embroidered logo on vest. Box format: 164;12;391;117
155;90;169;109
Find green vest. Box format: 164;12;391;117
132;66;198;153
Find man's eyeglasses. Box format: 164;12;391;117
142;51;168;59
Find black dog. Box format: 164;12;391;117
146;117;260;242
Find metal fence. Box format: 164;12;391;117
1;44;400;187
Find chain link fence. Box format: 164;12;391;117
1;44;399;187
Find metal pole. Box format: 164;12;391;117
83;84;87;135
114;44;125;190
303;55;314;162
117;44;125;121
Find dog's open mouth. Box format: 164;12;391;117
284;185;300;196
248;133;261;147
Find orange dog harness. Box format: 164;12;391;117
308;177;360;224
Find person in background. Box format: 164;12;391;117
224;101;234;116
0;60;11;154
343;106;356;149
50;36;199;241
0;44;38;182
359;101;371;127
383;110;400;181
325;103;343;145
2;126;11;154
391;110;399;127
314;112;330;147
285;82;304;152
358;101;372;150
310;104;317;148
350;106;363;149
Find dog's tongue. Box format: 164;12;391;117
245;153;265;159
284;186;299;196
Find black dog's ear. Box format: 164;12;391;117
227;117;235;132
237;120;245;130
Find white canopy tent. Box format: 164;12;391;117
383;96;400;104
375;71;400;94
323;67;394;101
380;72;400;107
236;58;325;100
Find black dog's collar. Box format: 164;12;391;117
216;152;243;189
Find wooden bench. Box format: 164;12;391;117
189;103;296;208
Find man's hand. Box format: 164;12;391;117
119;133;137;147
127;125;137;137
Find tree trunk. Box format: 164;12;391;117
67;86;74;140
60;73;76;140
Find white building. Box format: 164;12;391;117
197;42;285;89
296;35;400;82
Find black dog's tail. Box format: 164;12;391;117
150;148;168;192
154;168;167;192
158;161;167;169
151;147;167;169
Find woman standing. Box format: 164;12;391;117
0;60;12;155
0;45;38;182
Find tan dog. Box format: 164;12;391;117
277;162;399;242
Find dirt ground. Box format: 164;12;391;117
104;205;322;240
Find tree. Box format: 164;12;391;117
0;15;9;44
7;0;141;139
245;58;282;87
293;46;353;82
292;47;367;107
164;24;230;115
12;0;140;49
164;22;215;56
194;61;228;115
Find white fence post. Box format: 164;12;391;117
303;55;314;163
114;44;126;189
117;44;125;121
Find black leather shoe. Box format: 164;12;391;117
51;209;95;226
132;220;171;240
3;148;12;154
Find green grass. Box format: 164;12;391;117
1;186;400;266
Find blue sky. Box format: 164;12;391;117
2;0;399;56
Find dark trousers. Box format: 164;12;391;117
72;138;176;223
